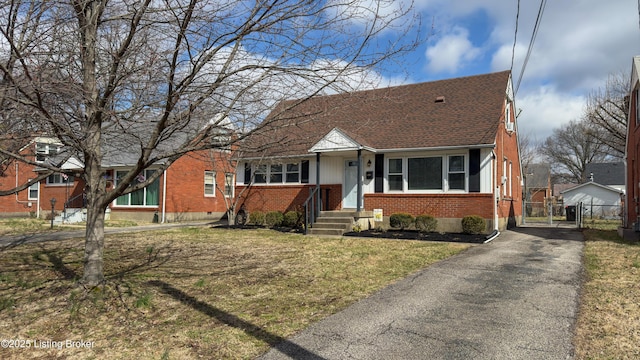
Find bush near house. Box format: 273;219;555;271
461;215;486;234
282;211;301;228
248;211;265;226
415;214;438;233
389;213;415;230
265;211;284;228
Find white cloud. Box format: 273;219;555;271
410;0;640;141
425;27;481;73
516;86;585;142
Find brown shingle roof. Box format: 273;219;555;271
243;71;511;158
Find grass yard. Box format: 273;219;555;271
0;224;469;359
0;218;140;237
574;229;640;359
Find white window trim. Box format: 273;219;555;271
447;155;467;192
46;173;74;186
113;169;160;207
385;153;468;193
28;181;38;200
224;173;234;198
204;171;216;197
252;162;303;185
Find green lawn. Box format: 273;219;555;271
0;225;469;359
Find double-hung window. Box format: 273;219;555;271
448;156;465;190
286;163;300;183
46;173;74;185
270;164;283;183
35;142;61;162
28;181;38;200
388;159;403;191
254;165;267;183
224;173;234;197
250;162;306;184
204;171;215;196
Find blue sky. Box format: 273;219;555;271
373;0;640;142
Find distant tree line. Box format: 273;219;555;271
521;71;628;184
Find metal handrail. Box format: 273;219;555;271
303;187;321;234
64;193;86;209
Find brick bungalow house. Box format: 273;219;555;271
235;71;523;233
0;136;233;223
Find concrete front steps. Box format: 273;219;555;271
308;211;355;236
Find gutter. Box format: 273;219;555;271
238;144;497;161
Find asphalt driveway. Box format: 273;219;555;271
260;225;584;360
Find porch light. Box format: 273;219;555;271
367;159;372;167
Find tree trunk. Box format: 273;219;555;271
82;201;106;286
81;156;107;287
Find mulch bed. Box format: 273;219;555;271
343;229;489;244
211;224;490;244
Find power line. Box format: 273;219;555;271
515;0;547;95
510;0;520;75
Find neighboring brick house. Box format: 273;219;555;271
625;56;640;233
235;71;523;233
0;137;232;222
523;164;551;216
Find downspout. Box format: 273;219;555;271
14;163;30;206
36;181;41;219
356;148;362;213
161;169;167;223
493;151;499;231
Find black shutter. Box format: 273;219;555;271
374;154;384;193
301;160;309;183
469;149;481;192
244;163;251;185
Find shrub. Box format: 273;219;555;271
247;211;265;226
282;211;301;228
415;214;438;233
389;213;415;230
265;211;284;228
461;215;486;234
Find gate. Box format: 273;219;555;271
523;200;565;226
523;200;622;229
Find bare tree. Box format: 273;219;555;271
540;119;608;183
583;71;629;159
517;130;541;173
0;0;421;287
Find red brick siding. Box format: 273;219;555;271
365;193;494;219
0;160;39;215
627;88;640;227
163;151;230;214
495;99;523;224
40;182;84;212
237;184;342;213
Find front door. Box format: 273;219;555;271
343;159;359;208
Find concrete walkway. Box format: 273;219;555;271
260;226;584;360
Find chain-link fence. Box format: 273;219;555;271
523;200;623;226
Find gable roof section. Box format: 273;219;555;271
525;163;550;188
584;162;624;185
561;181;623;195
243;71;511;158
309;127;374;153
